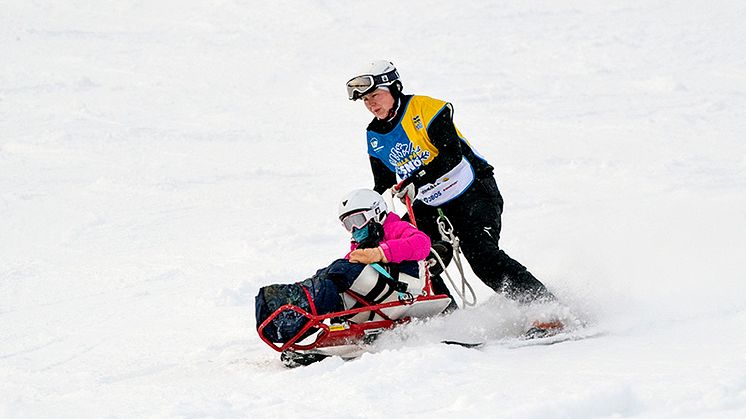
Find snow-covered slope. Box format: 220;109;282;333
2;1;745;417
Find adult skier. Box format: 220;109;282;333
345;60;557;314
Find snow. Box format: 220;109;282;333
2;0;746;417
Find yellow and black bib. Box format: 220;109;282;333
367;95;476;206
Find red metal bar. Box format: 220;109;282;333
257;293;449;353
405;194;416;228
394;180;418;228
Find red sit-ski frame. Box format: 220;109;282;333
257;271;447;353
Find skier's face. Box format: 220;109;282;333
362;88;395;119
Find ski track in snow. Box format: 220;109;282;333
2;1;746;418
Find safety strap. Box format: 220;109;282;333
346;269;398;321
389;187;477;307
371;263;408;293
432;209;478;307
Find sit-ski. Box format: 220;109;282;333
257;262;452;367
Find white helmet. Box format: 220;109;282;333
338;189;388;231
346;60;403;101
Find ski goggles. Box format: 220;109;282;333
340;208;378;232
345;69;399;100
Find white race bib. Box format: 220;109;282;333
417;157;475;206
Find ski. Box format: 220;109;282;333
441;326;604;351
441;340;485;348
508;327;605;348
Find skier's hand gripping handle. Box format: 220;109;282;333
393;179;417;204
393;179;418;228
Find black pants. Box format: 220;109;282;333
411;176;553;303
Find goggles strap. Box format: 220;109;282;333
372;69;399;85
347;69;399;100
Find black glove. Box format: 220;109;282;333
427;241;453;276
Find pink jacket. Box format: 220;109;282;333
346;213;431;263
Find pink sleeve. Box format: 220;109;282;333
379;219;431;263
344;241;358;259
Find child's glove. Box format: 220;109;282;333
349;247;388;264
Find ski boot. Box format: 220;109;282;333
524;320;565;339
